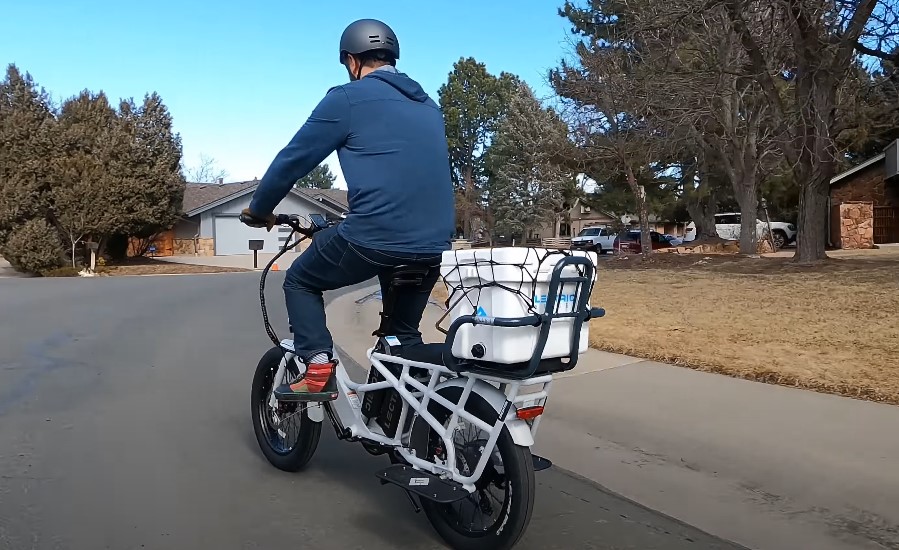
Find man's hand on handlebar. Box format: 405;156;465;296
239;208;276;231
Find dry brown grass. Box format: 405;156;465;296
432;249;899;403
103;258;247;276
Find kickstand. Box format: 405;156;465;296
404;490;422;514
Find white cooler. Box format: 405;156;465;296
439;247;598;365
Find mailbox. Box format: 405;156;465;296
85;241;99;272
249;239;265;269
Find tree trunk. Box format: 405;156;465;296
638;193;651;259
689;153;723;240
463;165;474;238
793;179;829;263
686;188;719;240
626;167;652;260
734;179;759;255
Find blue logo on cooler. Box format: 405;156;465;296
534;294;577;304
475;306;488;316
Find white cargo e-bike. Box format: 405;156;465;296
245;212;603;550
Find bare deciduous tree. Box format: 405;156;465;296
183;153;228;183
553;38;665;259
720;0;899;262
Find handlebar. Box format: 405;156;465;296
243;211;337;347
238;212;333;238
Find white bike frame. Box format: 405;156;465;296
270;339;552;493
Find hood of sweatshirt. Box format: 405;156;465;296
364;66;430;103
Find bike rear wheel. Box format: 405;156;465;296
251;346;321;471
416;388;535;550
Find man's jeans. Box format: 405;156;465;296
283;225;442;362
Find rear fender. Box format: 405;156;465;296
433;377;534;447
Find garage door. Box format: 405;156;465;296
213;216;286;255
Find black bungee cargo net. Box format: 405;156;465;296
437;246;595;319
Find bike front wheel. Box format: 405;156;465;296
416;388;536;550
251;346;321;471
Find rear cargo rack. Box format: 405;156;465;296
442;255;604;380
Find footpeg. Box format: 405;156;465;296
375;465;469;504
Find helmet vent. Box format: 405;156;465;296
367;35;396;45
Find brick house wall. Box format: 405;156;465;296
830;161;899;207
829;156;899;244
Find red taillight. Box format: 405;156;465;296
516;406;544;420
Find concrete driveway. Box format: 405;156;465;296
158;251;300;270
0;273;741;550
0;256;28;278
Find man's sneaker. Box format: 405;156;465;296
274;360;339;402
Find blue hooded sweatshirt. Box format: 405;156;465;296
248;67;455;254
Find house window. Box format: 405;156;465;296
560;223;571;237
580;205;591;214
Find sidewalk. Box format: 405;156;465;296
157;249;303;270
327;285;899;550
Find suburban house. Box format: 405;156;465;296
558;198;689;238
828;138;899;248
142;181;348;257
562;199;617;237
490;197;689;243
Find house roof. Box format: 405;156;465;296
182;181;259;214
830;153;886;186
571;197;616;220
300;188;349;210
182;181;348;217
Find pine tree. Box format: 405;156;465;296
487;83;576;238
0;65;61;270
0;65;56;232
439;58;520;238
295;163;336;189
114;93;185;241
50;90;121;257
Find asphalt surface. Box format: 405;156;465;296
0;272;743;550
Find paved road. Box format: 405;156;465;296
0;273;742;550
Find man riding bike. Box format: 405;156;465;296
240;19;455;402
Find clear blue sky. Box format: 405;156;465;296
3;0;578;188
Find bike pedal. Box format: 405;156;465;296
375;465;468;504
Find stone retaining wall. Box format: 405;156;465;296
173;238;215;256
836;201;875;249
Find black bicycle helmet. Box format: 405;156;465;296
339;19;400;64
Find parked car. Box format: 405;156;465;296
662;234;684;246
613;230;672;254
684;213;797;249
571;226;616;254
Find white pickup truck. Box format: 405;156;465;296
685;213;797;249
570;226;617;254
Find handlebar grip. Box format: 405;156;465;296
589;307;606;319
238;212;266;227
